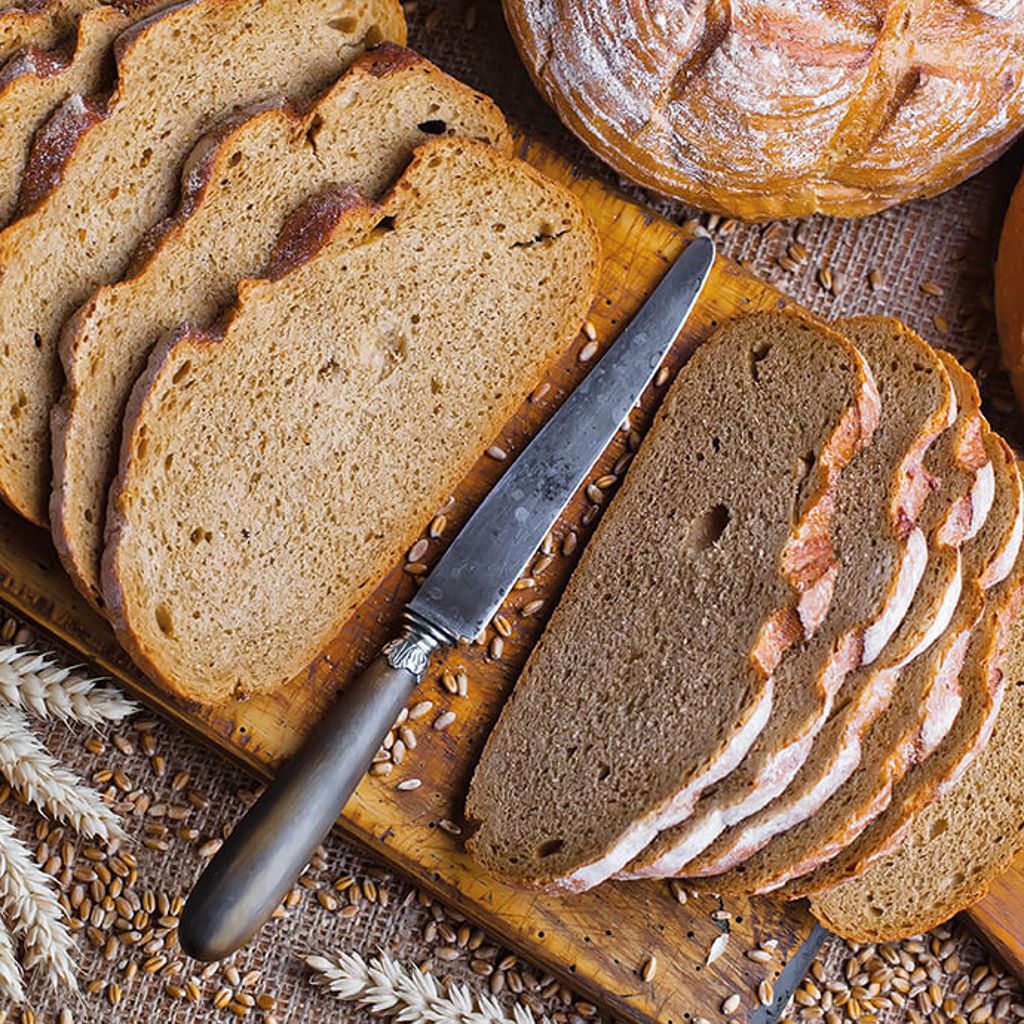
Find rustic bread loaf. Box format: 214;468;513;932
995;168;1024;412
810;510;1024;941
102;137;601;704
466;311;880;893
0;0;406;526
0;0;175;226
801;432;1024;907
502;0;1024;220
671;318;953;883
51;44;510;609
0;0;98;62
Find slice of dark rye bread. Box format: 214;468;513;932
0;0;406;527
102;138;601;704
51;45;511;610
707;428;1021;898
655;318;954;883
799;433;1024;904
0;0;99;61
0;0;177;226
619;320;968;881
810;498;1024;941
465;311;881;893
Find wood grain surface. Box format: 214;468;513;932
0;133;1016;1018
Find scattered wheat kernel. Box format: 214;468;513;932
869;268;884;290
433;711;457;731
439;818;462;835
197;838;223;858
723;993;742;1015
404;561;428;576
530;382;551;403
429;514;447;538
486;445;508;461
654;366;671;387
408;538;429;563
583;319;597;340
642;955;657;981
522;598;545;617
492;614;512;638
579;340;599;363
397;778;422;791
409;700;433;720
489;637;504;660
921;280;944;296
932;314;949;334
759;980;775;1006
562;531;578;556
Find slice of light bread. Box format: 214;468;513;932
0;0;405;525
51;44;511;609
810;505;1024;941
0;0;99;63
0;0;177;226
801;433;1024;912
102;137;600;704
466;311;880;893
669;318;954;884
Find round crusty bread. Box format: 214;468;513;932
102;137;601;704
51;44;511;610
0;0;406;528
810;490;1024;941
670;318;954;884
995;165;1024;412
502;0;1024;221
466;310;880;894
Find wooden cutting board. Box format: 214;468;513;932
0;132;1016;1020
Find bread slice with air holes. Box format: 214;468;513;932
0;0;180;227
809;506;1024;941
629;317;954;883
0;0;406;527
0;0;100;65
51;43;511;610
704;432;1021;899
102;137;601;704
465;310;881;893
802;432;1024;912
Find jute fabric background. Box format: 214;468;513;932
3;1;1024;1021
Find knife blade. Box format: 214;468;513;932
178;235;715;962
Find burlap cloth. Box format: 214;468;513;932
4;2;1024;1021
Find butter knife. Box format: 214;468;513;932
179;235;715;961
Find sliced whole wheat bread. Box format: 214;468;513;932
798;432;1024;903
666;318;955;883
102;137;601;704
0;0;99;63
51;44;510;608
465;310;880;893
710;429;1020;898
810;512;1024;941
0;0;176;226
0;0;406;526
620;319;967;881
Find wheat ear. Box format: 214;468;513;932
0;707;124;844
0;813;76;992
304;950;545;1024
0;645;135;726
0;911;25;1004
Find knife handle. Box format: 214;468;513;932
178;612;451;961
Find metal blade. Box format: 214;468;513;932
409;235;714;641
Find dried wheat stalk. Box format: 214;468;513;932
0;706;124;844
0;911;25;1004
0;813;77;992
305;950;546;1024
0;646;135;726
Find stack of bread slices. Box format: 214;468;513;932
468;311;1024;940
0;1;602;702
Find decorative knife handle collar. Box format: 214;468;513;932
382;610;455;681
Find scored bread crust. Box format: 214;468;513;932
0;0;177;226
50;43;511;610
466;310;880;894
809;498;1024;941
995;166;1024;413
501;0;1024;221
801;435;1024;910
715;428;1018;900
658;319;954;883
0;0;407;526
102;137;601;703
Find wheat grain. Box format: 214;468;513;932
0;647;134;726
0;814;77;991
0;708;123;843
0;914;24;1003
